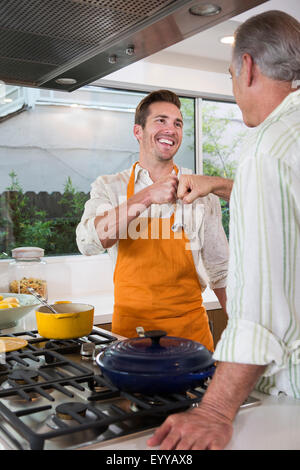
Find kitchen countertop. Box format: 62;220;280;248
51;287;221;325
82;390;300;450
2;289;220;333
9;288;221;331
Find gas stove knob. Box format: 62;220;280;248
80;342;95;359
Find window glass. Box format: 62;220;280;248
202;99;248;237
0;83;27;118
0;86;195;257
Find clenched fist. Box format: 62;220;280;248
148;174;179;204
177;174;213;203
177;175;233;203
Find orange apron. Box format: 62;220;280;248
112;163;214;351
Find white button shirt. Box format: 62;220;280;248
76;164;229;292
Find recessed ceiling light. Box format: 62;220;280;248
220;36;235;45
3;98;13;103
189;3;221;16
55;78;77;85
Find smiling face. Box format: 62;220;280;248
134;101;183;164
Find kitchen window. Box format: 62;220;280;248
0;84;195;258
202;99;248;237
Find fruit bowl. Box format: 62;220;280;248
0;293;40;329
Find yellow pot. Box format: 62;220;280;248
35;303;94;339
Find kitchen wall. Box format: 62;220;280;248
0;253;114;299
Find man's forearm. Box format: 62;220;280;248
200;362;266;421
94;187;152;249
177;175;233;203
209;177;233;202
213;287;227;315
94;173;179;249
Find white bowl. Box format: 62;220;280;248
0;293;40;329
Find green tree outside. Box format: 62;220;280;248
181;99;245;237
0;172;88;258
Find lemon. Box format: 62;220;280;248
1;297;19;304
0;303;13;309
0;295;3;301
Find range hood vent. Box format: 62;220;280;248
0;0;268;91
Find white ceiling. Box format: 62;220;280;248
145;0;300;74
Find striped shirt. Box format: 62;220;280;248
214;89;300;398
76;164;229;291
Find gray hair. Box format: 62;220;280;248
232;10;300;83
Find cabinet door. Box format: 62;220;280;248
207;308;228;347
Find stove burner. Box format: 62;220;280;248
55;402;88;421
8;369;39;385
130;397;164;412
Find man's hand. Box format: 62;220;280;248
177;175;233;203
148;174;179;204
147;362;266;450
147;404;233;450
94;173;178;249
177;175;214;203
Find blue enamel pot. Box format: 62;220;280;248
96;330;215;395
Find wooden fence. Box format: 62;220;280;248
1;190;88;218
0;190;89;255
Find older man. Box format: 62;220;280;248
148;10;300;450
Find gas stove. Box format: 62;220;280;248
0;327;208;450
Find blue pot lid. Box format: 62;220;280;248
100;330;214;375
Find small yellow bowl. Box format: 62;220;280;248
35;303;94;339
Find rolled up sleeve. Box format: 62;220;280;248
214;317;294;376
76;177;113;255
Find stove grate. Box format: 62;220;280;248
0;383;204;450
0;328;205;450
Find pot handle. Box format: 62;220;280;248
187;366;216;381
54;313;80;319
144;330;167;346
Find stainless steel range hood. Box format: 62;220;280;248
0;0;268;91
